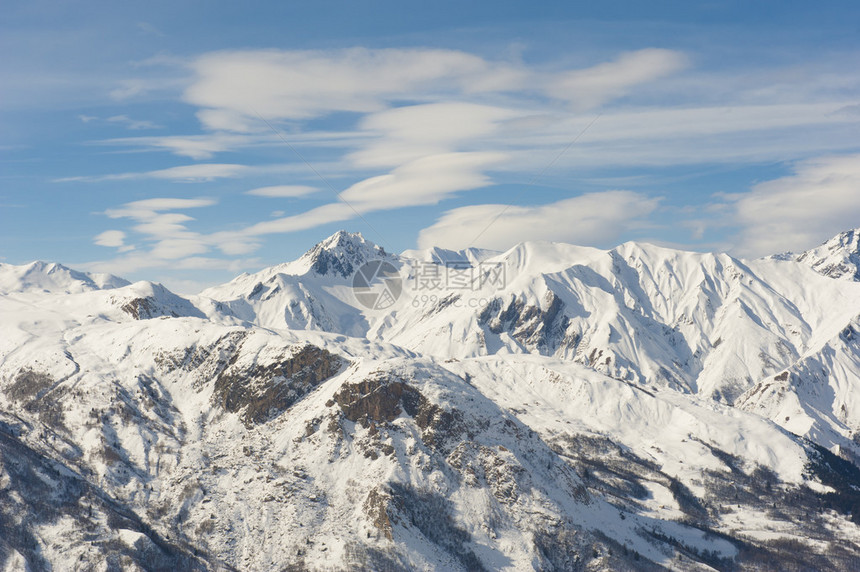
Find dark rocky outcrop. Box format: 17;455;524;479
301;231;389;278
121;297;170;320
478;291;571;353
331;375;468;452
213;345;344;426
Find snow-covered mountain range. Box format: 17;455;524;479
2;229;860;570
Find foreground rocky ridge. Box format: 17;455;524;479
2;230;860;570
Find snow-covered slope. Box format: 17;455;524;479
201;231;397;335
0;261;129;295
737;314;860;460
199;232;860;449
3;230;860;570
788;228;860;281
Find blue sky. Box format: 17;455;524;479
2;0;860;292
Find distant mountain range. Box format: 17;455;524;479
2;229;860;570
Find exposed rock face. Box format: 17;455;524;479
213;345;345;426
6;229;860;570
791;228;860;281
332;375;469;453
113;283;205;320
300;230;390;278
155;331;250;384
121;297;170;320
478;291;572;353
333;377;414;424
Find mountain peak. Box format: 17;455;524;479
299;230;390;278
0;260;130;295
793;228;860;281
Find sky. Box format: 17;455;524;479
2;0;860;293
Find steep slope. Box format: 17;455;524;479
3;297;857;570
201;231;396;335
199;231;860;439
788;228;860;281
733;231;860;459
737;315;860;461
5;230;860;570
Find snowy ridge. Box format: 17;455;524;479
790;228;860;281
3;230;860;570
0;261;129;295
214;235;860;437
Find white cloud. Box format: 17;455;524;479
543;102;854;145
84;253;261;282
183;47;688;132
149;238;210;260
480;101;860;172
68;47;697;257
102;134;253;159
83;46;860;269
147;163;247;181
233;151;506;240
110;79;155;100
132;212;196;238
101;197;217;262
245;185;317;198
184;48;523;129
105;197;217;219
100;195;267;260
195;109;260;133
94;230;127;248
106;115;160;130
729;154;860;257
342;151;505;210
418;191;660;250
348;102;519;168
241;203;357;236
58;163;248;183
546;49;689;109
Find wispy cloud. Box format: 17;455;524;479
136;21;164;37
93;229;133;252
546;48;688;109
94;133;259;159
57;163;249;183
182;47;688;132
245;185;318;198
418;190;661;250
183;48;526;127
98;196;266;266
342;151;505;210
99;197;216;261
348;102;518;168
77;114;161;130
106;115;161;130
79;45;860;270
727;153;860;257
106;197;216;214
84;253;260;278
